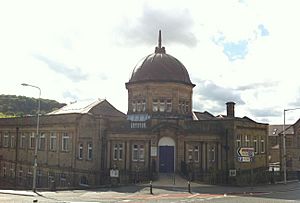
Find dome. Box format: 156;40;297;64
127;31;195;87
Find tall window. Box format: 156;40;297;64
166;99;172;112
185;101;189;113
132;101;136;112
132;144;144;161
29;133;35;149
152;99;158;112
209;146;215;162
4;132;9;147
253;137;258;153
78;143;83;159
245;135;250;147
236;135;241;148
20;133;26;149
113;143;123;161
50;132;57;151
136;100;141;112
87;143;93;160
260;138;265;153
159;99;165;112
194;146;199;162
141;100;146;112
38;133;46;150
10;135;15;148
62;133;69;151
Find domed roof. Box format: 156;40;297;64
127;31;195;87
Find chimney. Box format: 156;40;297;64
226;102;235;117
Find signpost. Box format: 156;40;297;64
237;147;254;162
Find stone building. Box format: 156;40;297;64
0;31;269;189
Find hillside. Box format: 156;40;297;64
0;94;66;117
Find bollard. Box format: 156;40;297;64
188;181;191;193
150;180;153;194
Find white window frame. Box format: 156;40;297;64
20;133;26;149
152;99;158;112
137;100;141;112
132;101;136;112
132;144;144;162
260;138;265;153
245;135;250;147
166;99;172;112
209;146;216;162
159;99;165;112
113;143;123;161
4;132;9;147
194;146;200;162
50;132;57;151
10;135;15;148
253;137;258;154
62;133;69;152
236;135;241;149
87;143;92;160
29;132;35;149
38;133;46;150
141;100;146;112
78;143;83;159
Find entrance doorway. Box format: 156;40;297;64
158;137;175;173
159;146;174;173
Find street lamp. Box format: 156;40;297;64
21;83;41;192
283;107;300;184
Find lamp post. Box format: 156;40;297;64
21;83;41;192
283;107;300;184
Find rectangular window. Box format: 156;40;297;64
29;133;35;149
4;132;9;147
253;137;258;154
166;99;172;112
38;133;46;150
20;133;26;149
159;99;165;112
78;143;83;159
10;135;15;148
152;99;158;112
132;101;136;112
3;166;6;177
236;135;241;149
50;132;57;151
113;143;123;160
188;147;193;161
87;143;92;160
62;133;69;151
245;135;250;147
209;146;215;162
194;146;199;162
185;101;189;113
261;138;265;153
132;144;144;161
137;100;141;112
0;132;2;147
141;100;146;112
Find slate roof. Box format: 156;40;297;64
48;99;104;115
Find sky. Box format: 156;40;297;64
0;0;300;124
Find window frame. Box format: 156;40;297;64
78;143;83;159
62;133;69;152
87;143;93;160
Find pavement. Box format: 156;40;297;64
0;174;299;198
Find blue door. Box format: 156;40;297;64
159;146;174;173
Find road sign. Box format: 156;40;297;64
237;147;254;157
237;156;254;162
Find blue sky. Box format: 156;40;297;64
0;0;299;124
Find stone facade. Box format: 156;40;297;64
0;32;270;188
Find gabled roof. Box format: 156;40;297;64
193;111;215;120
48;99;104;115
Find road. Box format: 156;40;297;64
0;182;299;202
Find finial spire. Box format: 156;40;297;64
158;30;162;49
155;30;166;54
